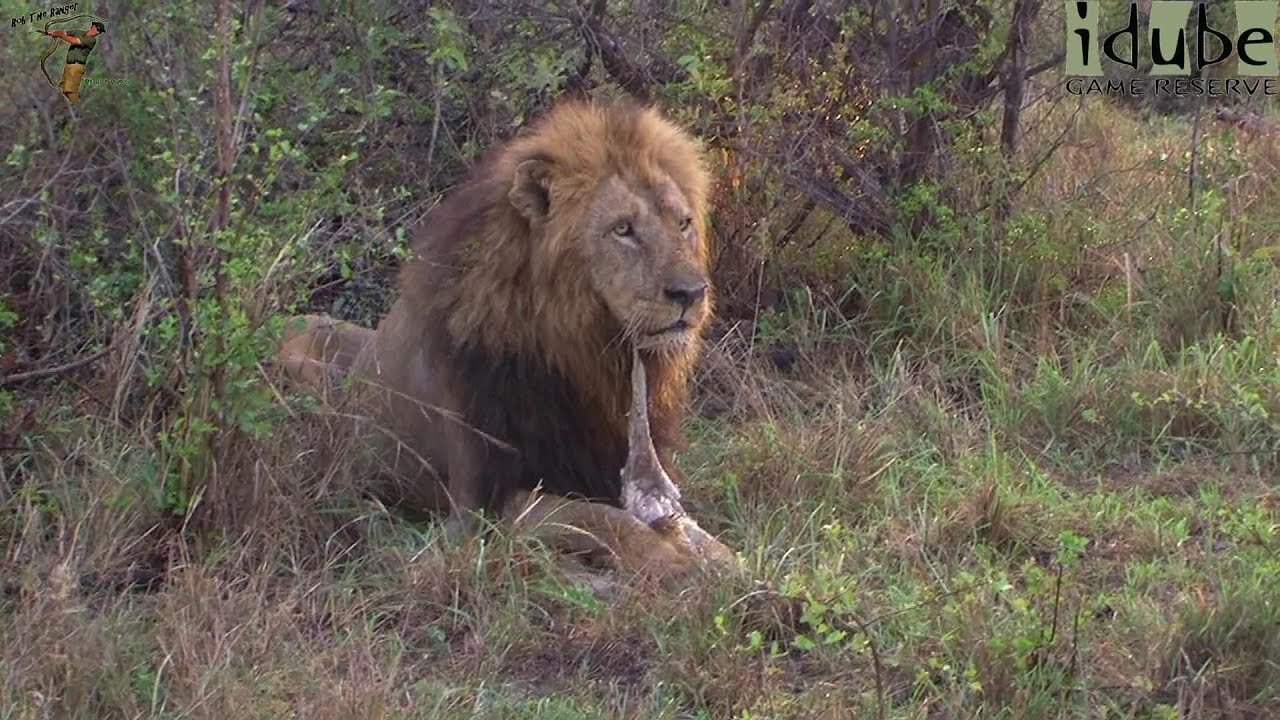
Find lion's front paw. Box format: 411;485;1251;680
504;491;734;589
606;514;743;587
610;520;701;583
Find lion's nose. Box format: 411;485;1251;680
664;281;707;310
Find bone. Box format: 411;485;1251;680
621;350;682;521
620;349;737;567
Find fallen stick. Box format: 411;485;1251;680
0;345;112;387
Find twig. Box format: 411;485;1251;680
974;100;1081;215
425;62;443;174
843;611;887;720
1025;51;1066;80
1124;252;1135;324
575;0;687;99
1046;561;1064;646
1190;101;1203;240
61;375;111;411
0;141;77;226
0;346;112;386
733;143;893;237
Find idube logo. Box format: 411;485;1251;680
1064;1;1280;97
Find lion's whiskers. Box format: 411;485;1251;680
607;312;645;355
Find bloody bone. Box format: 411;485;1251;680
621;348;738;568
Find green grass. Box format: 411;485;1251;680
4;292;1277;719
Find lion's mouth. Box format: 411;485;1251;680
649;319;690;336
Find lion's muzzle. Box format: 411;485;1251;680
663;280;707;311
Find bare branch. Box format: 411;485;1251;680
1026;50;1065;79
0;346;112;387
732;0;774;81
574;0;687;98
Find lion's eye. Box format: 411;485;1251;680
678;217;692;232
613;221;633;237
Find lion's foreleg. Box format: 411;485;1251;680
501;489;698;580
277;314;374;399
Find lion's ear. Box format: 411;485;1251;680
510;159;552;222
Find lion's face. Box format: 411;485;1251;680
507;141;711;356
577;174;710;352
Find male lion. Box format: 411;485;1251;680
279;97;734;582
